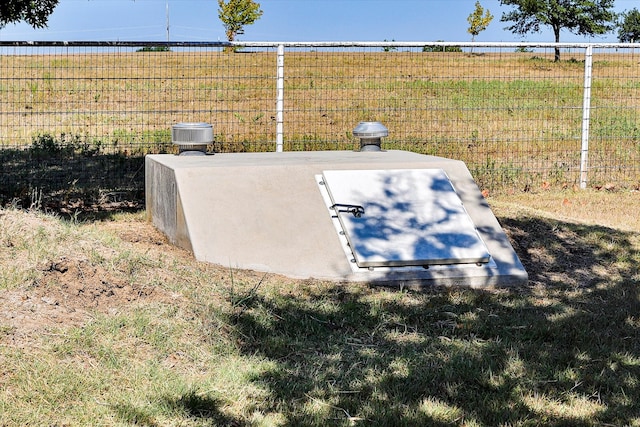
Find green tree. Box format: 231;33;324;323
618;8;640;43
467;1;494;42
218;0;263;46
0;0;59;28
500;0;616;61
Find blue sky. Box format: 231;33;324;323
0;0;636;43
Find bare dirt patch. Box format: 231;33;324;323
0;213;186;341
37;256;162;309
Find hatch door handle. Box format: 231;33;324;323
330;203;365;218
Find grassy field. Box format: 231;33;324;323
1;49;639;195
1;188;639;426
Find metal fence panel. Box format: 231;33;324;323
1;41;639;208
590;47;640;187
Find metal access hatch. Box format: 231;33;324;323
318;168;491;268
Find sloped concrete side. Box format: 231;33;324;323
145;157;192;252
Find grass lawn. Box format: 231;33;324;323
1;189;639;426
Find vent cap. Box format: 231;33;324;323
353;121;388;151
172;122;214;155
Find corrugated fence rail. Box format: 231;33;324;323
1;41;639;206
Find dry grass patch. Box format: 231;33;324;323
490;188;640;232
1;191;640;425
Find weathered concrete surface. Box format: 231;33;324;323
146;151;528;287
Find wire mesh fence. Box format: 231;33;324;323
1;41;639;209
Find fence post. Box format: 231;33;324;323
580;45;593;189
276;44;285;152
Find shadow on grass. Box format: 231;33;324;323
112;393;239;426
164;391;241;426
0;147;145;220
112;403;163;427
218;215;640;426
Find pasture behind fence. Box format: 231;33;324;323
1;41;639;207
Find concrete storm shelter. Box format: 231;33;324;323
146;122;527;288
